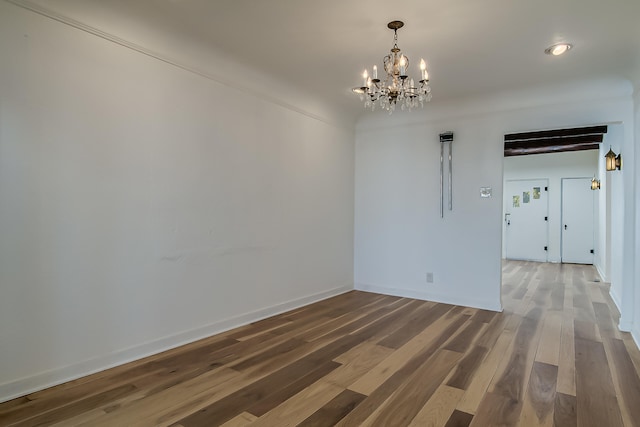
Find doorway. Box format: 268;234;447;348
504;179;549;262
502;149;600;264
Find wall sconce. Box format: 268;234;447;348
605;147;622;171
591;176;601;190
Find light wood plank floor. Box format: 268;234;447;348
2;261;640;426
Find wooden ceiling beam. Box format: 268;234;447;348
504;143;600;157
503;125;607;156
504;134;603;150
504;125;608;142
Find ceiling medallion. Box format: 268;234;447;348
353;21;431;113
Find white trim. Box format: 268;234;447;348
618;320;633;333
594;262;608;283
610;288;623;313
354;282;503;312
632;327;640;352
0;284;352;403
610;288;633;332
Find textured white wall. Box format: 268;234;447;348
0;3;354;401
354;80;634;314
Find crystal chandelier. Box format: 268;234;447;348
353;21;431;113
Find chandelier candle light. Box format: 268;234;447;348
353;21;431;113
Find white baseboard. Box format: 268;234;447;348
354;282;502;312
594;263;608;283
631;327;640;352
607;288;634;332
0;284;352;403
609;288;635;333
609;288;623;314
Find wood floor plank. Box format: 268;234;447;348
0;337;238;425
446;345;488;391
347;312;468;396
593;301;622;339
337;316;469;426
219;412;257;427
377;302;452;349
553;392;576;427
588;282;607;304
549;281;564;311
471;309;496;324
296;389;366;427
442;319;486;353
489;307;543;400
469;391;522;426
322;342;394;388
573;319;601;342
173;360;338;426
142;372;264;427
4;384;137;426
2;262;639;427
408;384;464;427
601;337;640;427
517;361;557;427
574;337;624;427
50;407;107;426
624;336;640;374
573;288;597;323
248;380;343;427
297;311;368;342
556;311;576;396
229;337;308;372
513;280;541;317
445;409;474;427
314;298;416;344
456;330;514;415
534;311;562;366
226;317;292;341
80;367;243;427
474;311;509;349
470;306;544;425
361;349;463;426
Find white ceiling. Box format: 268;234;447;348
23;0;640;121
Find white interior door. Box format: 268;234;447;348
504;179;549;262
561;178;595;264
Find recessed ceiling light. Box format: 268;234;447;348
545;43;573;56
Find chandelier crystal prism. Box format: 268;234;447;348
352;21;431;113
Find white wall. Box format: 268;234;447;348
0;3;354;402
354;115;503;311
596;141;612;283
354;79;634;315
502;150;599;264
633;85;640;346
606;125;626;313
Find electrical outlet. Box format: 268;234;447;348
426;272;434;283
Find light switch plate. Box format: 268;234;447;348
480;187;492;198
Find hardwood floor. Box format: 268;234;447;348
2;261;640;426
